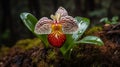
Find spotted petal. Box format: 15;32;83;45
34;17;52;34
55;7;68;17
60;16;78;34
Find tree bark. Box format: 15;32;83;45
85;0;95;11
74;0;82;16
83;0;95;17
1;0;13;46
1;0;12;32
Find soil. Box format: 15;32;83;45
0;23;120;67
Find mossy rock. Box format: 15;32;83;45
14;38;42;50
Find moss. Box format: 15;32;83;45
85;26;103;35
0;38;42;59
14;38;42;50
0;46;10;58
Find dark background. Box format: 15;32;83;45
0;0;120;47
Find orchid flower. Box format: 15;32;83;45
20;7;104;58
34;7;78;47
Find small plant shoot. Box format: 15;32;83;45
100;16;119;25
20;7;104;58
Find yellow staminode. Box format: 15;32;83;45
50;13;61;22
50;13;62;32
51;23;62;32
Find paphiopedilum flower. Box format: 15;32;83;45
34;7;78;48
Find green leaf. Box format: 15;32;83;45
20;12;49;48
37;35;50;48
100;17;111;24
112;16;119;22
72;17;90;40
60;34;74;55
111;16;119;24
100;17;108;23
76;36;104;46
20;12;38;33
60;17;90;57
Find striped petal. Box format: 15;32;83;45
60;16;78;34
34;17;52;34
55;7;68;17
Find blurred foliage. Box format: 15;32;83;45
89;9;107;17
100;16;119;24
89;0;112;17
1;29;10;39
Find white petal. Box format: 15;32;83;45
60;16;78;34
55;7;68;17
34;17;52;34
